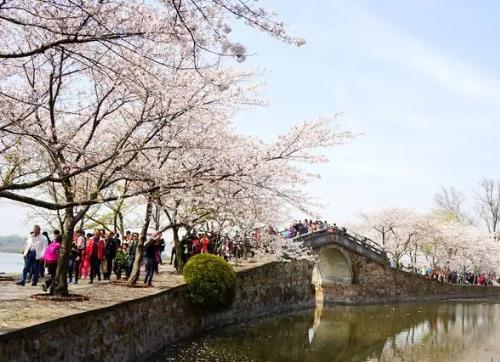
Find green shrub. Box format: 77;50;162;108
183;253;237;312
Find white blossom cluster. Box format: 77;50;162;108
352;208;500;273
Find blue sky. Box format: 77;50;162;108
231;0;500;224
1;0;500;235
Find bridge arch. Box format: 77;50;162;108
313;245;353;285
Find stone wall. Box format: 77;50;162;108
321;256;500;305
0;260;315;362
3;255;500;362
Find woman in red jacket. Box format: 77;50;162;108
192;238;201;255
86;229;105;283
201;235;209;253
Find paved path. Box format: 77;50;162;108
0;258;271;334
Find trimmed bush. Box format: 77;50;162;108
183;253;237;312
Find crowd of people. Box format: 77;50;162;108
282;220;331;239
171;231;255;267
280;219;350;239
15;219;347;294
15;223;267;295
171;222;338;265
15;225;166;292
14;222;498;294
412;266;496;286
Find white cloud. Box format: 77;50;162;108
328;0;500;101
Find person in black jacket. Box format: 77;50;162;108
144;232;160;286
68;241;79;283
104;231;119;280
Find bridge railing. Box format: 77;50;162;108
290;227;388;260
342;231;387;258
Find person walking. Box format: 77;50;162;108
41;235;61;293
201;234;209;254
68;239;78;284
16;225;48;286
192;236;201;255
154;236;163;274
86;229;105;284
104;231;118;280
143;232;160;286
71;230;86;284
80;233;93;279
39;231;51;278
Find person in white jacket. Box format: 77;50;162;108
16;225;48;286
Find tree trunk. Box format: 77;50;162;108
57;216;64;235
118;212;124;237
127;195;153;286
53;207;76;296
413;245;417;269
153;203;161;230
113;211;118;234
173;225;183;273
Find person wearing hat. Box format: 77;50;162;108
143;232;160;286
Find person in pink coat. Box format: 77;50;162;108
41;235;61;294
80;233;93;279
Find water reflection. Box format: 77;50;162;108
155;301;500;362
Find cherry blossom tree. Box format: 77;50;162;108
130;115;352;274
0;46;261;295
424;220;500;273
354;208;500;273
356;208;419;266
0;0;351;297
0;0;303;199
0;0;304;61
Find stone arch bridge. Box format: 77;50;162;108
293;229;389;287
293;229;500;305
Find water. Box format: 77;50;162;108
155;301;500;362
0;251;23;274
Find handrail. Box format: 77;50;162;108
347;231;385;252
